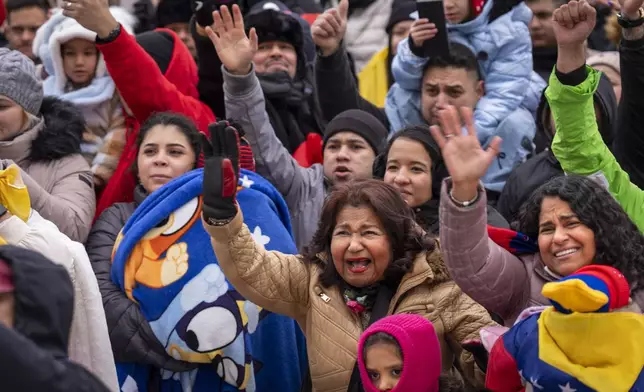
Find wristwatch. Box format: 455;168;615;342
96;24;121;45
0;205;8;218
617;8;644;28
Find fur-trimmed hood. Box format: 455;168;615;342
30;97;85;163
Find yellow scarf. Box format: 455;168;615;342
0;164;31;243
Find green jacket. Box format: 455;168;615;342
546;66;644;232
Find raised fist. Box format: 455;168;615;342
552;0;597;47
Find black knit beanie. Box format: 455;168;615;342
386;0;417;33
136;31;174;74
323;109;389;155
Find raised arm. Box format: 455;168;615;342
611;0;644;188
207;4;321;211
201;121;310;320
547;0;644;232
63;0;215;132
312;0;389;125
433;106;531;322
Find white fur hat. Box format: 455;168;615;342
34;7;137;92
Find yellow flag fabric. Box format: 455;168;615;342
0;164;30;222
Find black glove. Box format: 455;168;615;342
192;0;243;27
202;120;240;223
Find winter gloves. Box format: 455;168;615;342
202;121;240;223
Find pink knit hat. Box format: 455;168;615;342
357;314;441;392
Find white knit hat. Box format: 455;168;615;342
33;7;137;92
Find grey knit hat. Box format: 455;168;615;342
0;48;44;115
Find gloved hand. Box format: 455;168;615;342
192;0;242;28
202;120;240;223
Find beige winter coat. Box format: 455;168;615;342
0;98;95;242
206;210;497;392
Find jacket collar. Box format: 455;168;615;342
0;117;43;165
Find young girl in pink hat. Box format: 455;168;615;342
358;314;466;391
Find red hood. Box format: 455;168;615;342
155;27;199;98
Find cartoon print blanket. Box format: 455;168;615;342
111;169;307;392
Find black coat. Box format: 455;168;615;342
85;187;196;373
613;37;644;189
0;246;110;392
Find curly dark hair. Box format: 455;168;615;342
303;180;436;289
517;175;644;292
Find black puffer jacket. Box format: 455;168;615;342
0;246;110;392
86;186;196;373
497;73;618;224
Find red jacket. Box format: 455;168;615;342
94;27;215;220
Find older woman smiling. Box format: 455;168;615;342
200;125;497;392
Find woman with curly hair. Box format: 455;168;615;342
434;106;644;326
200;125;497;392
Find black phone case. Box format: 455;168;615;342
416;0;450;58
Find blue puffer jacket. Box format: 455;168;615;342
385;1;546;192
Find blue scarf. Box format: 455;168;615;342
111;169;307;392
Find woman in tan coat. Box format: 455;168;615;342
199;122;496;392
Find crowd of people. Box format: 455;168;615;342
0;0;642;390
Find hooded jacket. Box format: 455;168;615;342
0;245;111;392
496;73;617;223
358;314;442;392
33;7;137;190
0;97;95;243
94;27;215;220
193;1;326;168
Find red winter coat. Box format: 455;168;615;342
94;27;215;220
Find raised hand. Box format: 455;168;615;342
206;4;258;75
409;19;438;48
311;0;349;57
202;121;240;223
429;106;501;201
62;0;119;39
552;0;597;48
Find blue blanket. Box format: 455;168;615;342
111;169;307;392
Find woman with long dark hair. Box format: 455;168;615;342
434;106;644;325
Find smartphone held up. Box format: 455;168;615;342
415;0;450;58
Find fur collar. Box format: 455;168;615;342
28;97;84;163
